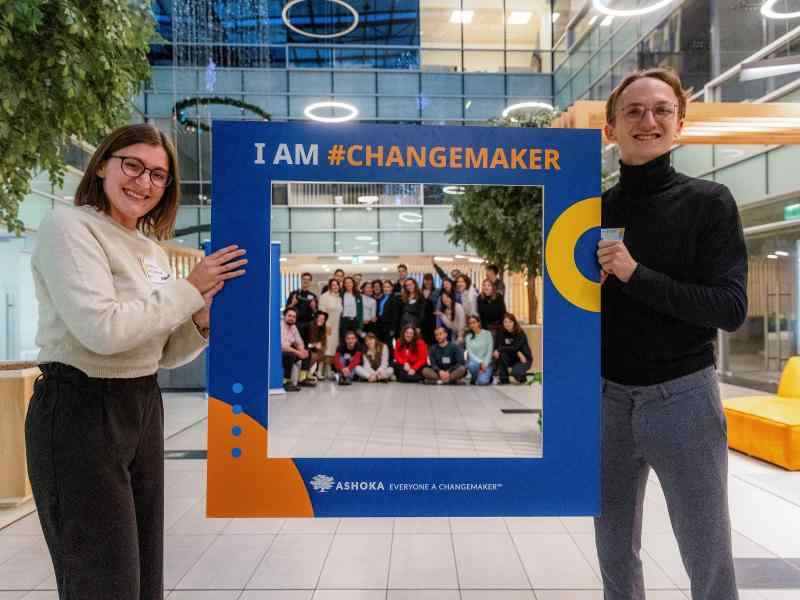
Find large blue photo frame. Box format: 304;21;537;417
207;122;602;517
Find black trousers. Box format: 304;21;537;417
393;362;424;382
496;353;532;383
25;362;164;600
282;351;300;380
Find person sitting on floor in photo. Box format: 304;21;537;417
281;307;314;392
477;277;506;335
354;332;393;383
333;330;363;386
393;324;428;383
305;310;328;383
435;289;465;346
465;314;494;385
493;312;533;384
423;326;467;385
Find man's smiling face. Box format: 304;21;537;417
605;77;684;166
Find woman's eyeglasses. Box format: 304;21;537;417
111;155;173;188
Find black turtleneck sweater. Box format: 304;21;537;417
602;152;748;385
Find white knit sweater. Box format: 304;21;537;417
32;205;207;378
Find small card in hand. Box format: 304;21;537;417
600;227;625;242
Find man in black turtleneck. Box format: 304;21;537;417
595;69;747;600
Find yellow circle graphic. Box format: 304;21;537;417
545;196;601;313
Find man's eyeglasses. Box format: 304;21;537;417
110;155;173;188
618;103;678;123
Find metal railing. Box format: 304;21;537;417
700;25;800;102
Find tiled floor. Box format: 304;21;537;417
268;381;542;458
1;383;799;599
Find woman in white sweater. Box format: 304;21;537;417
25;124;246;599
318;278;343;378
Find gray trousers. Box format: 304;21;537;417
594;367;738;600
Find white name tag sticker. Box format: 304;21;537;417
140;259;172;286
442;356;451;364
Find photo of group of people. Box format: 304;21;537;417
272;259;542;459
280;262;535;391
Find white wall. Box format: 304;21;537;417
0;232;39;361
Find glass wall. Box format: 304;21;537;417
553;0;711;109
152;0;553;72
721;228;800;389
144;0;554;228
667;86;800;390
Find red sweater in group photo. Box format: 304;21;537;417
393;339;428;371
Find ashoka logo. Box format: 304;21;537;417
310;474;335;493
308;474;386;492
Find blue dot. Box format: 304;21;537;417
232;426;242;437
232;447;242;458
232;383;243;394
574;227;602;284
232;404;243;415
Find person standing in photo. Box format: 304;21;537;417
289;272;317;343
398;277;426;334
318;277;343;379
436;289;465;345
456;273;479;318
477;278;506;334
340;276;363;341
305;310;329;382
25;124;247;599
376;279;401;352
360;280;378;337
485;264;505;296
393;263;409;294
596;68;747;600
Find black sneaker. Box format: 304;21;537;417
284;384;301;392
338;378;352;386
299;379;316;388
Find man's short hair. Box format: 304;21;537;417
398;263;408;271
605;68;690;125
283;307;297;317
334;268;345;275
486;264;500;275
301;272;312;279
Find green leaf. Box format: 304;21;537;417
0;0;155;234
